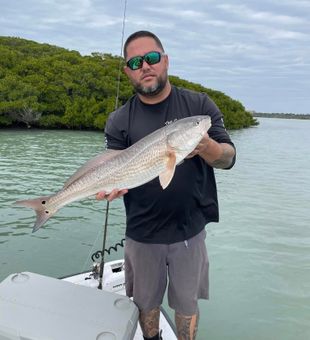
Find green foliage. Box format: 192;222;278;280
39;114;64;128
94;113;108;130
0;36;257;130
62;97;100;129
0;114;12;126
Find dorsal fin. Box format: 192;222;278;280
63;149;122;188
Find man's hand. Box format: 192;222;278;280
186;133;211;159
96;189;128;202
187;133;235;169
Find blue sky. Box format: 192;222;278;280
1;0;309;114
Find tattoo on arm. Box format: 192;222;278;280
209;144;235;169
139;307;160;338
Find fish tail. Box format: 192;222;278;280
15;196;55;232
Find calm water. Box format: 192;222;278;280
0;118;309;340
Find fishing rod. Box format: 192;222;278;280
97;201;110;290
98;0;128;290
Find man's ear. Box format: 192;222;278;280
164;54;169;69
124;65;130;76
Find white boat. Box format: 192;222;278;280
0;258;177;340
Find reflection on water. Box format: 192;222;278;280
0;119;310;339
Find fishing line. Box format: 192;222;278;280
115;0;128;109
80;219;104;273
98;0;128;290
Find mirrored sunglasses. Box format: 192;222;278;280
126;51;164;71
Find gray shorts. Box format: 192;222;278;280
124;229;209;316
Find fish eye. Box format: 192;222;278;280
195;120;200;126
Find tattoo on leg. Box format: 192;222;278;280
194;310;200;338
139;307;160;338
175;310;199;340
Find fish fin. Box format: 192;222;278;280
63;149;122;188
159;148;177;189
15;196;55;232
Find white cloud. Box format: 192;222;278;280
218;3;305;25
146;7;205;20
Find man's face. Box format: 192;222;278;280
124;37;169;97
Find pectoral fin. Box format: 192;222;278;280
159;148;177;189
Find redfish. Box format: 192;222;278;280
16;115;211;232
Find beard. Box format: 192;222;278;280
132;72;168;97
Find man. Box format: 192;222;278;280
97;31;236;340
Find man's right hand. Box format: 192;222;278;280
96;189;128;202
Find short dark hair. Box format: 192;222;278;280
123;31;165;60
